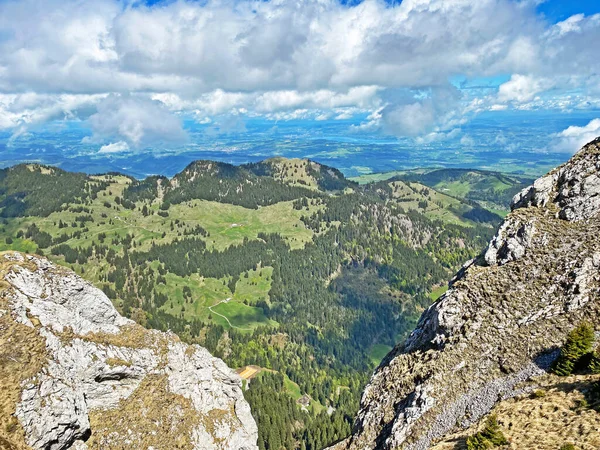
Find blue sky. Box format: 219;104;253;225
538;0;600;21
0;0;600;174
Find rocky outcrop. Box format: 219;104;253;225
0;252;258;450
332;138;600;450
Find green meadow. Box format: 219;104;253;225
368;344;393;366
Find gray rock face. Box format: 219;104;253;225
510;138;600;221
332;138;600;450
555;141;600;221
511;173;557;210
484;217;537;266
485;138;600;267
485;138;600;268
1;252;258;450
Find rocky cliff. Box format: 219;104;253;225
333;138;600;450
0;252;258;450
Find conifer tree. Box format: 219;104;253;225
554;322;595;377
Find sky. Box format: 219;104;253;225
1;0;600;176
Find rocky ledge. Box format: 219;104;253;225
0;252;258;450
332;138;600;450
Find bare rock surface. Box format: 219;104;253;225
332;138;600;450
0;252;258;450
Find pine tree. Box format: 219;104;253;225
466;415;508;449
553;322;595;376
589;348;600;374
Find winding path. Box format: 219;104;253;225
208;298;252;331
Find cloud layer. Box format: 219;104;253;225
0;0;599;149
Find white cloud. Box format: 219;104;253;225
383;101;438;137
87;95;187;147
554;119;600;153
334;110;356;120
0;0;545;95
549;14;586;38
498;75;553;104
460;134;475;147
0;93;106;133
381;85;464;137
0;0;598;143
416;128;462;145
99;141;130;154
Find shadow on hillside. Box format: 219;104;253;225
533;347;561;371
452;439;468;450
553;376;600;412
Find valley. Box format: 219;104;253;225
0;158;522;450
2;1;599;448
352;167;533;215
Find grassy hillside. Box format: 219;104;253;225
245;157;355;192
353;168;533;214
0;164;108;217
0;158;499;450
376;180;503;226
431;374;600;450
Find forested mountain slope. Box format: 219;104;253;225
333;138;600;450
0;158;500;450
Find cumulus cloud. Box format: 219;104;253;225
554;119;600;153
87;95;187;147
497;75;553;104
99;141;130;154
0;0;599;143
380;85;464;137
0;93;106;133
0;0;545;95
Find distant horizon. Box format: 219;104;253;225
0;153;540;181
2;110;596;180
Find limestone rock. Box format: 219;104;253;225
332;138;600;450
485;138;600;267
511;173;557;210
0;253;258;450
555;139;600;221
484;217;537;266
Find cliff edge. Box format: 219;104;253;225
0;252;258;450
333;138;600;449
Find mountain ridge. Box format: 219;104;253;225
352;167;534;213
